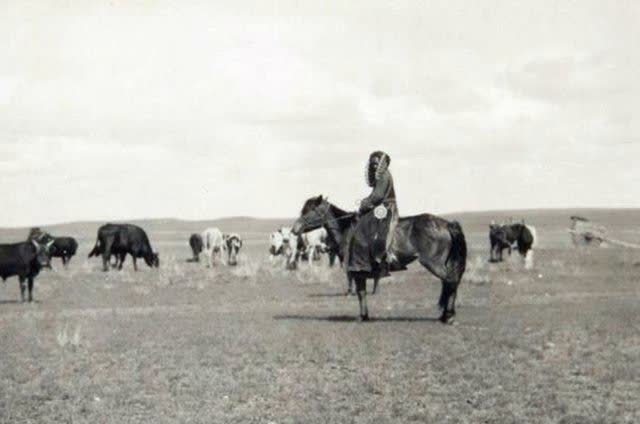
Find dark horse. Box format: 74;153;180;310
292;196;467;324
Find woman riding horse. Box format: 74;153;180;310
347;151;398;278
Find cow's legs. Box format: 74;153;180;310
117;253;126;270
102;239;114;272
132;256;138;272
355;276;369;321
524;248;534;270
27;277;34;302
19;276;27;302
62;256;67;267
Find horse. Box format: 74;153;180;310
291;195;467;324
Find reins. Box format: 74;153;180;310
298;204;355;229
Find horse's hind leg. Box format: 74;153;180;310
438;280;459;324
355;276;369;321
345;274;354;295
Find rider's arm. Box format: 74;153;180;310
359;171;390;214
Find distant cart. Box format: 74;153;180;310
568;216;640;248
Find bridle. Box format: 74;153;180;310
297;201;355;232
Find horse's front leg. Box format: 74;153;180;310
355;276;369;321
372;277;379;295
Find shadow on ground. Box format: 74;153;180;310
273;314;440;323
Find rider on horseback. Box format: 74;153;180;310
346;151;399;277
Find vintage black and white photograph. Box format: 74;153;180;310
1;1;638;422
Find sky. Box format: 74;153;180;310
1;0;639;227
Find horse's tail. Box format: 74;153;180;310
446;221;467;281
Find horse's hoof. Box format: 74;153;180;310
439;314;455;325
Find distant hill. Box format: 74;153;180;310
1;208;638;248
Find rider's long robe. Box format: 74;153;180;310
346;170;398;273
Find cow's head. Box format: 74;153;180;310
278;228;299;270
31;238;55;269
145;251;160;268
269;231;283;256
224;234;242;266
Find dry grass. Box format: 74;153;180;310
1;216;639;423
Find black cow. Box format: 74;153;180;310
0;237;54;302
49;237;78;266
28;228;77;266
489;221;536;264
88;223;159;271
188;233;203;262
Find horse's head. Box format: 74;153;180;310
292;195;330;235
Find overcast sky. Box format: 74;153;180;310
1;1;638;227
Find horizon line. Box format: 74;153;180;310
1;206;638;230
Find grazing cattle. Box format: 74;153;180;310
268;227;299;269
269;227;288;257
489;221;537;268
300;227;329;264
223;233;243;266
0;237;54;302
88;223;159;271
27;229;77;266
201;227;225;267
189;233;204;262
49;237;78;266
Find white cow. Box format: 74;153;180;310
300;227;329;265
269;227;298;269
201;227;225;267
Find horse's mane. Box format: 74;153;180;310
327;202;350;218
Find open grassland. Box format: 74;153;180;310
1;210;639;423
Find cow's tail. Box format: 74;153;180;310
88;237;101;258
446;221;467;282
